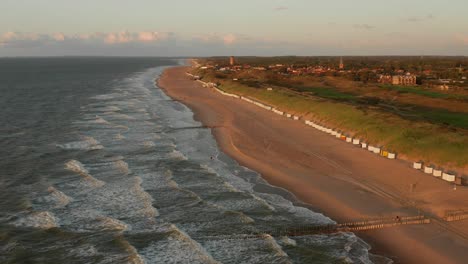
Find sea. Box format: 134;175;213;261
0;57;385;263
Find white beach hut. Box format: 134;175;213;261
423;166;434;174
432;168;442;177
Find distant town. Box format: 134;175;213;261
195;56;468;91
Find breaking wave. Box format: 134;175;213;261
57;136;104;150
12;211;58;229
65;160;105;187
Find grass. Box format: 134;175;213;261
215;80;468;167
380;85;468;100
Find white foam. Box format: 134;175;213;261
114;133;126;140
108;113;136;120
263;234;289;258
140;224;220;264
57;136;104;150
92;106;122;112
65;160;89;175
68;244;99;258
90;217;128;231
278;236;297;247
13;211;58;229
115;160;130;175
141;141;156;148
91;93;122;100
168;150;188;160
47;186;72;208
65;160;105;187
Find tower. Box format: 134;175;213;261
229;56;235;66
339;57;344;70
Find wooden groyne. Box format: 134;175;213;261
193;215;430;241
275;215;430;236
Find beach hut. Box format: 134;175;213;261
380;149;389;157
346;137;352;143
433;168;442;177
293;116;300;121
423;166;434;174
361;142;368;149
336;132;342;138
352;139;360;145
286;113;292;118
442;172;456;182
413;161;423;170
387;152;396;159
373;146;381;154
340;135;347;141
368;145;375;152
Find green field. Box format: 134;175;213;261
380;84;468;100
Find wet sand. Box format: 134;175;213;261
158;66;468;263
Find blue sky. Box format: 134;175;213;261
1;0;467;56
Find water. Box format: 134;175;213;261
0;58;383;263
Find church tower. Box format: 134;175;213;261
339;57;344;70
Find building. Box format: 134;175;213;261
378;74;393;84
229;56;235;66
339;57;344;70
392;74;417;86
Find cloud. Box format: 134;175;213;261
0;31;173;47
353;24;374;30
104;31;133;44
194;33;241;45
53;33;66;41
223;34;236;45
407;14;435;22
274;6;288;11
455;34;468;45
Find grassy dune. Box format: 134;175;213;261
215;81;468;168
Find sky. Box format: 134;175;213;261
1;0;467;56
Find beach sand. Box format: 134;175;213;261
158;66;468;263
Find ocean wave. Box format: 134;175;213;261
168;150;188;160
223;210;255;224
90;105;122;112
93;159;130;175
65;160;105;187
141;141;155;148
93;116;111;125
106;113;136;120
85;217;128;231
57;136;104;150
263;234;290;258
256;192;333;225
91;93;123;100
114;133;126;140
139;224;220;264
12;211;58;229
46;186;73;208
201;233;292;263
67;244;99;258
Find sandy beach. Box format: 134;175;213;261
158;66;468;264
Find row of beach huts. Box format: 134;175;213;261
187;73;465;186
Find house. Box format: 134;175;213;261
392;74;417;86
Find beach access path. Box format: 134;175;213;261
158;66;468;264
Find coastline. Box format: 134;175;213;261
157;66;468;263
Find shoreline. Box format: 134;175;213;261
157;66;468;263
